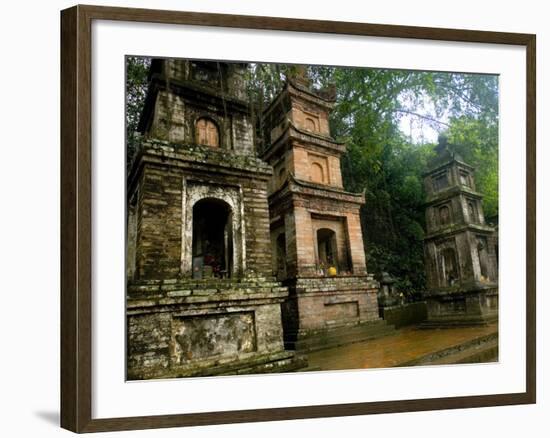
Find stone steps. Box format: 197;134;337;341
225;354;308;376
428;338;498;365
395;331;498;367
158;351;307;379
418;316;498;329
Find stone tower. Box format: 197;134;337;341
261;71;389;351
126;59;304;379
422;136;498;326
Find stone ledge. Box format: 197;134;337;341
128;350;306;380
423;223;496;240
292;275;379;290
268;175;365;206
424;184;483;205
423;284;498;298
396;331;498;366
127;289;289;311
129;140;273;182
128;278;285;293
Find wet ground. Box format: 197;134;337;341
306;323;498;371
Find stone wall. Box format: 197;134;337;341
289;101;330;136
126;279;289;379
381;302;428;329
288;146;343;188
424;229;498;289
135;165;183;279
292;276;380;329
127;312;172;378
162;59;249;102
425;191;485;233
423;286;498;326
280;275;383;350
147;90;255;156
129;142;274;280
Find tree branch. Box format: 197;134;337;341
393;109;451;128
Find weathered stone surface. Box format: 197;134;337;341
260;78;384;350
127;313;171;379
126;287;290;379
171;312;256;365
127;60;304;380
422;139;498;326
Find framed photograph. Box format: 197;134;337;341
60;4;536;433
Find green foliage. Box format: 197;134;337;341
304;67;498;295
126;56;151;166
446;116;499;217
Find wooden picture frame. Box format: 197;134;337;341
60;4;536;433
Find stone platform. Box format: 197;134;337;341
397;331;498;366
281;275;394;351
127;278;306;380
420;284;498;328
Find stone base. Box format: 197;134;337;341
421;285;498;328
133;351;307;379
127;278;306;380
281;275;389;351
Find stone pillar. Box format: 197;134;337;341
293;206;316;275
136;167;182;279
345;212;367;275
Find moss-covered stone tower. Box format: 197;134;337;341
126;59;304;379
422;136;498;326
260;70;391;351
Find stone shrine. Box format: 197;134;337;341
126;59;305;379
260;70;391;351
422;136;498;326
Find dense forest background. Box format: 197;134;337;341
126;57;499;299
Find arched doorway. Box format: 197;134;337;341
192;198;233;278
317;228;338;270
439;205;450;226
440;247;459;286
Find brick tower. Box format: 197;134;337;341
126;59;304;379
422;136;498;326
261;70;390;351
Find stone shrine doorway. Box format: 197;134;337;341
317;228;338;269
477;237;490;281
192;198;233;278
440;247;459;286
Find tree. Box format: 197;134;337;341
126;56;150;168
305;67;498;295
